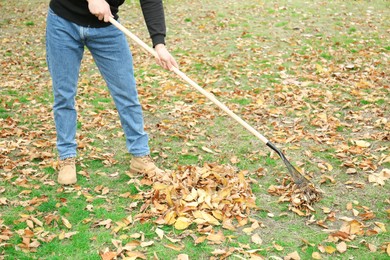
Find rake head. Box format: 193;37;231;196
267;142;323;204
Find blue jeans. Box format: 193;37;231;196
46;8;150;160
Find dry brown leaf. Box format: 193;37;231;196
177;254;189;260
336;241;347;253
354;140;371;148
251;233;262;245
140;241;154;247
155;228;164;240
100;251;117;260
367;243;377;252
284;251;301;260
125;251;147;259
273;242;284;251
206;230;226;244
164;243;184;251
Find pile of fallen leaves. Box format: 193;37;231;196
131;163;258;231
268;177;323;216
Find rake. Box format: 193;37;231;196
109;18;321;200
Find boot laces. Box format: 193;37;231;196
59;158;75;169
140;156;152;163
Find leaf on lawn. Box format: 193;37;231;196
125;251;147;259
155;228;164;240
140;240;154;247
368;169;389;186
61;217;72;229
284;251;301;260
324;246;336;254
273;242;284;251
94;219;112;229
177;254;189;260
311;252;322;259
58;231;78;240
174;217;192;230
206;230;226;244
164;243;184;251
354;140;371;148
336;241;347;253
0;198;8;205
251;233;262;245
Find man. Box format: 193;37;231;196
46;0;178;185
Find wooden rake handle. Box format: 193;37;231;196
109;17;269;145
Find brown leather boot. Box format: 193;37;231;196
58;157;77;185
130;156;164;176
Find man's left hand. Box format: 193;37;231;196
154;44;178;71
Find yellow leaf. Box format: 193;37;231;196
174;217;192;230
316;64;323;73
61;217;72;229
325;162;333;171
195;211;220;225
374;222;387;232
58;231;65;240
325;246;336;254
164;211;176;225
165;187;174;206
212;210;223;220
194;236;207;244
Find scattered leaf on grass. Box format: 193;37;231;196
336;241;347;253
61;217;72;229
284;251;301;260
251;233;263;245
177;254;189;260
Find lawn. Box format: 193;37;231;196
0;0;389;259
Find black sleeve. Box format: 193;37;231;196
140;0;166;47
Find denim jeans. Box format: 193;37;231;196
46;8;150;160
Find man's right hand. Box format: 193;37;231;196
87;0;113;22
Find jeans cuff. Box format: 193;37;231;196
60;154;77;161
131;152;150;158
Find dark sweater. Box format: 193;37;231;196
49;0;166;46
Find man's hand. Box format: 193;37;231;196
154;44;178;71
87;0;113;22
